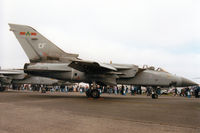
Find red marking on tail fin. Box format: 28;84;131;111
31;33;37;36
19;32;25;35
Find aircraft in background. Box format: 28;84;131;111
0;68;71;92
9;24;197;98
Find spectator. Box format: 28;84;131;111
174;87;178;96
187;89;191;98
114;86;118;95
131;86;134;95
108;86;112;94
60;85;65;92
134;86;138;94
137;86;142;95
180;88;185;96
123;85;126;95
194;86;199;98
146;87;151;96
157;87;161;95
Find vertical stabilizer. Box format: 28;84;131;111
9;24;78;62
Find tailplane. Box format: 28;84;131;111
9;24;78;62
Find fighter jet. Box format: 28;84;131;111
0;68;71;92
8;24;197;98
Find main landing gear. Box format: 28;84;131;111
86;82;100;98
86;89;100;98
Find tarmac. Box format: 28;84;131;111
0;90;199;133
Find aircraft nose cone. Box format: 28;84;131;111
181;77;198;87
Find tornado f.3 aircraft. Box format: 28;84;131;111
9;24;197;98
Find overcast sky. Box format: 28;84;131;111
1;0;200;82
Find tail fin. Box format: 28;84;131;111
9;24;78;62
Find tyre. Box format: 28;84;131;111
152;94;158;99
91;89;100;98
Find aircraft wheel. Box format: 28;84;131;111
86;89;92;97
0;87;6;92
91;89;100;98
152;94;158;99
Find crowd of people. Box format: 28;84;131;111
174;86;200;98
10;84;200;98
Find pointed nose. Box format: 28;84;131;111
181;77;198;87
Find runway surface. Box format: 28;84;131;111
0;90;199;133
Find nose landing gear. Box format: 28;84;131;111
151;93;158;99
151;87;159;99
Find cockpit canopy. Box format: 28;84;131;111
142;65;168;73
